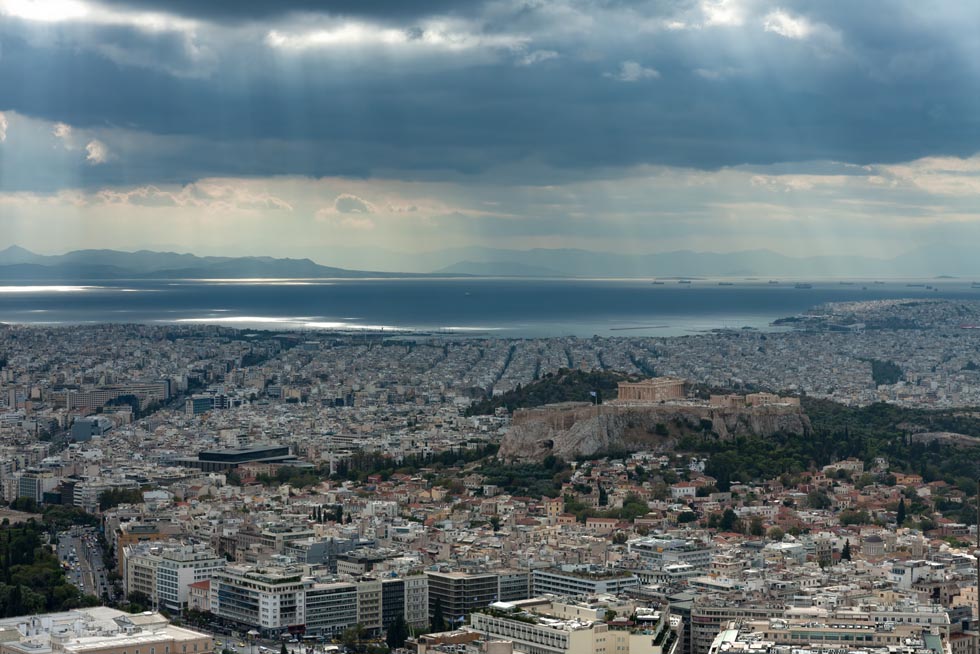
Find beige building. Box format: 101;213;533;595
743;616;949;650
469;600;680;654
709;621;949;654
356;578;383;635
187;581;210;613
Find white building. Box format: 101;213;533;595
123;542;225;615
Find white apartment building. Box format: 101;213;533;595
210;563;429;638
532;566;640;598
403;575;430;628
123;542;225;615
210;565;311;636
629;537;714;571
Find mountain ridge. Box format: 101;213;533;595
2;244;976;279
0;246;447;279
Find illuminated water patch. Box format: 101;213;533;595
0;285;97;293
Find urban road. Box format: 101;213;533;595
57;527;112;602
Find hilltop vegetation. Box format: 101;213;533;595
0;519;100;617
865;359;905;386
466;369;638;416
679;398;980;503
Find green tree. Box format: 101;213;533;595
841;540;851;561
99;488;145;511
341;625;363;651
748;517;764;537
897;497;907;525
431;597;446;632
281;643;288;654
767;527;784;541
719;509;740;532
386;614;409;649
807;490;832;510
839;509;872;526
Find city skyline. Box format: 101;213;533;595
1;1;979;263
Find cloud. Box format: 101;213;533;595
762;9;813;40
264;20;526;55
333;193;375;214
52;121;78;153
85;139;109;164
0;112;7;142
315;206;375;230
2;0;980;191
4;158;980;260
52;122;73;141
92;181;294;210
517;49;558;66
701;0;745;27
607;60;660;82
93;0;467;23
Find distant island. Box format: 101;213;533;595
4;243;980;280
0;245;450;280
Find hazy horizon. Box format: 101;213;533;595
2;1;980;262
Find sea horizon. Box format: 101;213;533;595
1;277;978;338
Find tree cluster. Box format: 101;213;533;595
465;369;636;416
0;520;100;617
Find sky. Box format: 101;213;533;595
1;0;980;268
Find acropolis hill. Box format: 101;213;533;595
498;378;811;462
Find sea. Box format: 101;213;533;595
0;278;977;338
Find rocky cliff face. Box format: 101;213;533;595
498;402;812;461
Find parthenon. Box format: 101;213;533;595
615;377;687;402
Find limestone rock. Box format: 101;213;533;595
498;401;811;462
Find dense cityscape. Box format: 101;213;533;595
0;299;978;654
4;3;980;654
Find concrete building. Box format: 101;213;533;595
209;565;311;637
123;543;225;615
708;620;947;654
176;446;300;473
629;538;713;572
283;537;374;572
426;571;499;626
70;417;112;442
0;608;211;654
531;566;639;599
470;600;680;654
305;581;358;638
356;578;383;636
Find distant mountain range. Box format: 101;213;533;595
325;244;980;278
0;245;430;280
435;260;570;277
1;244;977;280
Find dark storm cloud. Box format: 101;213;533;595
2;0;980;191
